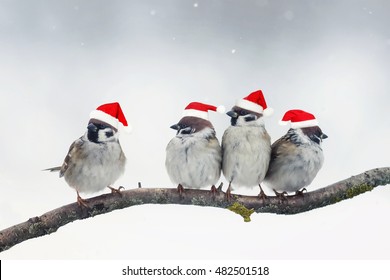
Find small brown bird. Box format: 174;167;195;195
264;109;327;195
165;102;225;193
45;102;130;207
221;90;273;198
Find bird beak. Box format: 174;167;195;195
321;133;328;140
170;124;180;130
226;110;238;118
87;123;98;132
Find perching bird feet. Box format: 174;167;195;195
210;185;218;197
177;184;185;198
258;185;268;200
273;189;288;202
225;183;233;201
295;188;307;196
76;191;90;208
107;186;125;196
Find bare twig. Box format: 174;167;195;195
0;167;389;253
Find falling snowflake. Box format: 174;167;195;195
193;3;198;8
80;42;85;46
150;10;156;16
231;49;236;54
362;7;373;15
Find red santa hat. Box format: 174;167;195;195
235;90;273;116
89;102;131;132
279;109;319;129
182;102;225;121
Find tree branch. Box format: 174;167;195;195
1;167;389;253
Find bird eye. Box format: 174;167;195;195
239;110;249;116
310;134;322;144
180;126;193;135
244;115;257;122
105;131;114;138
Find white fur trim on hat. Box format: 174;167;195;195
235;99;263;114
279;119;319;129
90;110;119;128
89;110;132;133
182;109;209;120
279;120;290;126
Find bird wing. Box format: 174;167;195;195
43;138;84;177
59;138;84;178
270;135;298;160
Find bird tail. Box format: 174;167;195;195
43;166;61;172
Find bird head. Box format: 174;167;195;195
87;119;118;143
300;126;328;145
227;106;263;127
170;116;215;139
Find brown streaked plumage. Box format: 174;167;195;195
264;126;327;194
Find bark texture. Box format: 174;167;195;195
0;167;389;253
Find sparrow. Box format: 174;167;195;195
221;90;273;198
264;109;327;196
165;102;224;194
45;102;130;207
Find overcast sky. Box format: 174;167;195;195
0;0;389;259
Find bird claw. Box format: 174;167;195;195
76;192;90;208
210;185;219;200
225;183;233;201
258;185;268;200
177;184;185;198
295;188;307;196
108;186;125;196
273;189;288;201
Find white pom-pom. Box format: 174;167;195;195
216;105;226;114
263;107;274;117
278;120;289;126
121;123;132;133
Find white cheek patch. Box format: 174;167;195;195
178;127;193;136
98;128;117;142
